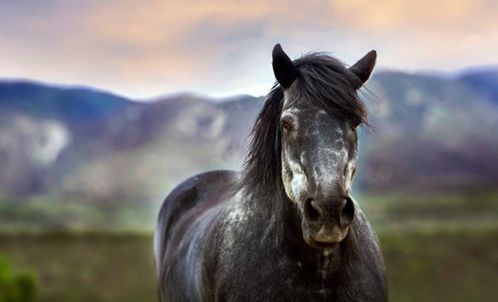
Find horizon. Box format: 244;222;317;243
1;63;496;101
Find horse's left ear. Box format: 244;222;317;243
349;50;377;88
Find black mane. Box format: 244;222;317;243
239;84;284;196
241;53;368;195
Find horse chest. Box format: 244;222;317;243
212;240;383;302
214;264;361;302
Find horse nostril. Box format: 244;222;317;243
304;198;320;221
340;197;355;227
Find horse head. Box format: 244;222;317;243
272;44;376;249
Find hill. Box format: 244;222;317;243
0;68;497;231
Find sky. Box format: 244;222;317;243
0;0;497;98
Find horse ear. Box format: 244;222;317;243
349;50;377;88
272;44;298;88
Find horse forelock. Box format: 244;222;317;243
293;52;369;126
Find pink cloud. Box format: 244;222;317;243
0;0;497;97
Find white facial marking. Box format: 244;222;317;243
344;158;356;190
282;156;308;204
311;146;348;194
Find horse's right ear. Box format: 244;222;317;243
272;44;298;89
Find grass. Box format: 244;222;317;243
380;227;498;302
359;190;498;230
0;228;497;302
0;191;497;301
0;234;156;302
0;198;158;233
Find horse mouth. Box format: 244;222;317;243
305;236;339;249
302;226;349;249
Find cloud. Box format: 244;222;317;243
0;0;497;97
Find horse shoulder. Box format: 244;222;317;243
154;170;240;301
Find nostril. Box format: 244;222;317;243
340;197;355;227
304;198;320;221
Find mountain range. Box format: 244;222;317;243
0;68;497;222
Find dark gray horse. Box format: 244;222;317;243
154;44;387;301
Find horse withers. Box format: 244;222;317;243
154;44;388;301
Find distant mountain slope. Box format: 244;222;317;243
0;81;264;199
0;81;132;122
457;67;498;103
0;68;497;206
362;70;498;190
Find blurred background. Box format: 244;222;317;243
0;1;497;301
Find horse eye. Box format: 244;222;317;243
281;120;293;132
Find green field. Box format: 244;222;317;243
0;234;156;302
1;228;497;302
1;191;497;301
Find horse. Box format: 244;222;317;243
154;44;388;301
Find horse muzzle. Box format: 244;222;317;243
301;196;355;249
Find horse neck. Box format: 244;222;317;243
239;181;294;236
